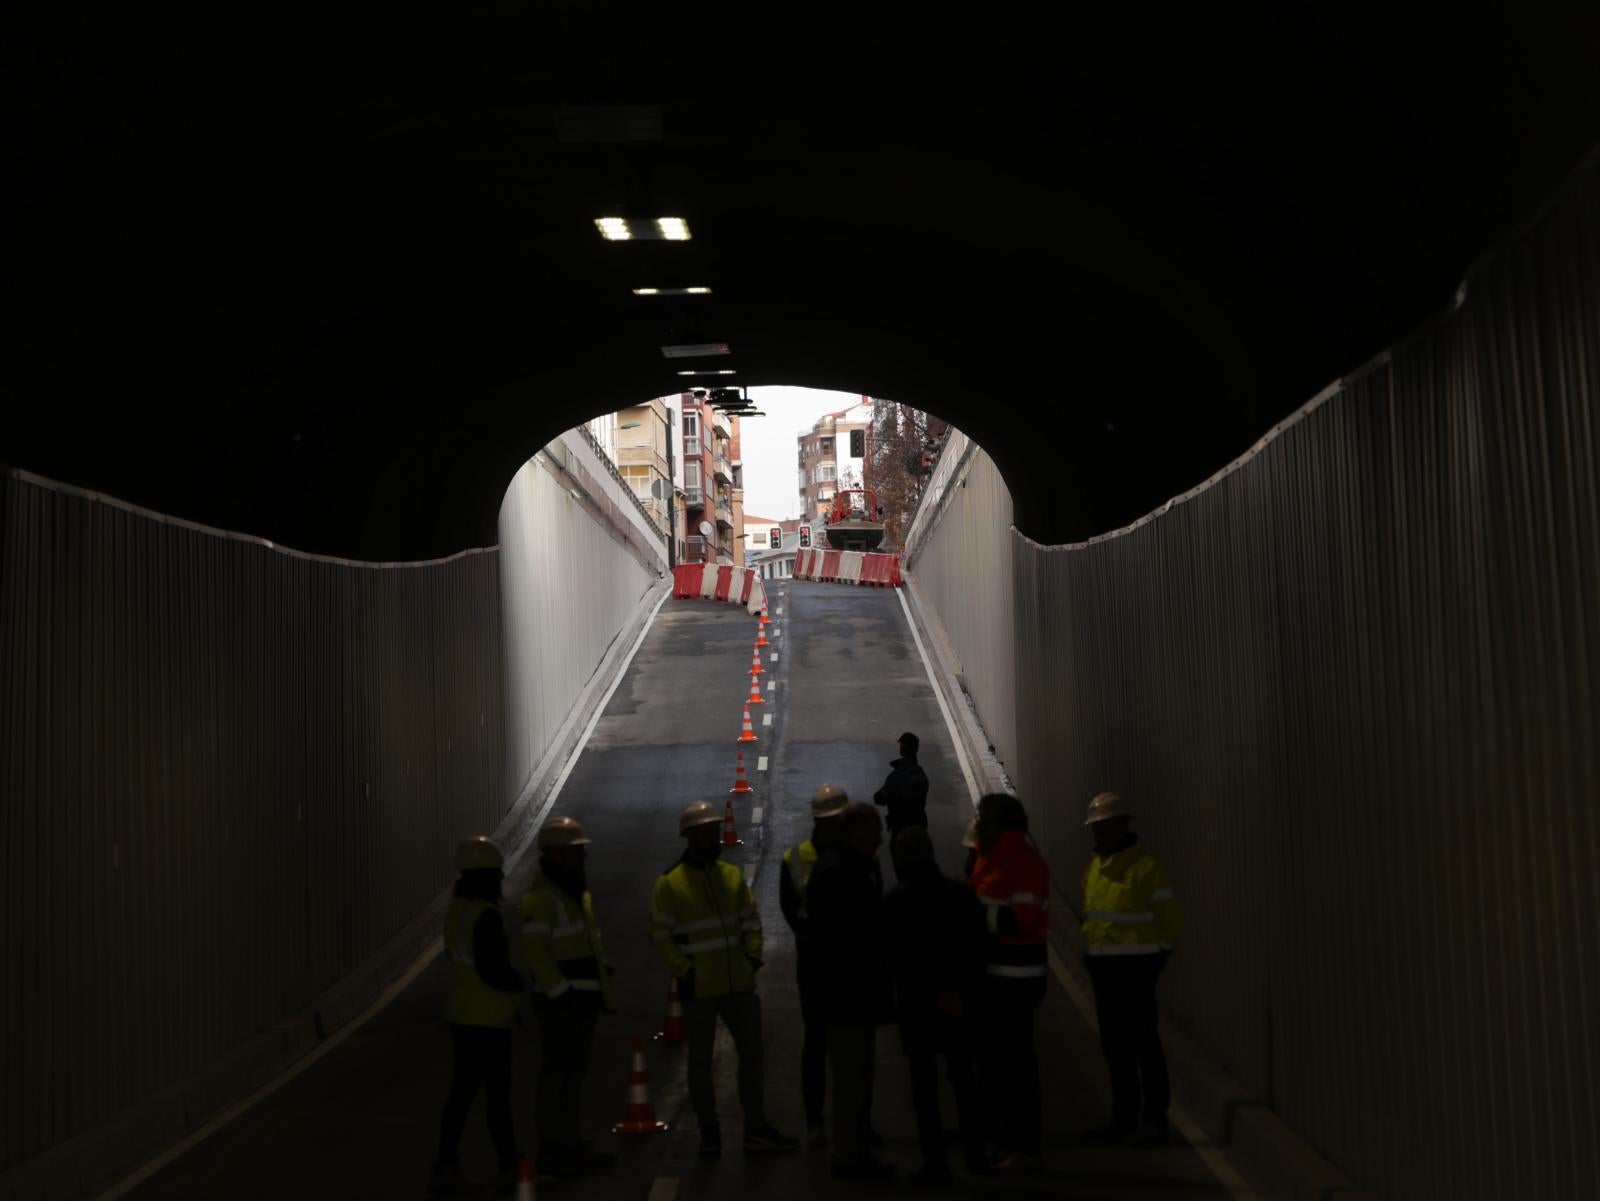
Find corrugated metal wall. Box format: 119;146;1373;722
903;433;1019;776
1009;158;1600;1200
0;474;507;1173
901;159;1599;1199
497;435;663;803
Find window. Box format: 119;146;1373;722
685;462;701;488
820;437;833;453
683;412;699;438
685;435;701;456
815;463;836;483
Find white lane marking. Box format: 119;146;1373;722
896;588;981;804
757;756;768;771
1047;946;1260;1201
751;807;764;824
762;713;773;726
96;586;677;1200
769;652;779;663
767;681;776;691
773;628;782;638
648;1177;680;1201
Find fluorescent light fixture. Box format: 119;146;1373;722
676;369;738;376
631;286;713;296
593;216;693;242
661;343;731;358
686;286;711;294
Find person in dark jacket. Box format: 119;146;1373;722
804;802;895;1181
883;827;988;1189
874;732;931;880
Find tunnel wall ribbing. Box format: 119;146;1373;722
915;158;1599;1201
0;477;506;1176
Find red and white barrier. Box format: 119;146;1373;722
791;549;902;587
671;564;766;613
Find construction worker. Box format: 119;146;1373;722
873;731;931;878
650;801;799;1159
1081;791;1184;1147
968;792;1050;1174
518;815;615;1180
778;783;851;1147
431;836;526;1199
883;827;988;1188
805;802;895;1181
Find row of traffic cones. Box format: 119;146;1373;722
718;596;775;847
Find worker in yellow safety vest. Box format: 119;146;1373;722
518;815;616;1181
431;836;526;1199
651;801;799;1159
1080;791;1184;1148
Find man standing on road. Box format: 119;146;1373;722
778;783;851;1148
969;793;1051;1174
518;816;615;1181
430;837;526;1199
805;802;896;1181
650;801;799;1159
1080;791;1184;1147
874;733;931;879
883;827;989;1189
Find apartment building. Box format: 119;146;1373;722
679;393;743;565
796;396;875;518
611;397;672;538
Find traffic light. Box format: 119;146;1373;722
850;429;864;458
769;526;781;549
798;525;811;549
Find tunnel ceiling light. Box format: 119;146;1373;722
632;286;713;296
676;369;738;376
593;216;693;242
661;343;731;358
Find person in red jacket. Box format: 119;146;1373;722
968;793;1050;1174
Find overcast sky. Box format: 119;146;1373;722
736;386;865;522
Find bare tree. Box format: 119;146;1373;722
868;399;948;551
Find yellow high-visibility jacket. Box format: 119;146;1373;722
1082;842;1183;957
518;873;615;1010
650;856;762;998
442;898;522;1028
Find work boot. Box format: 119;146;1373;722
805;1124;828;1150
427;1163;487;1198
744;1123;800;1152
700;1124;723;1159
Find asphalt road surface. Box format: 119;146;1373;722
123;580;1232;1200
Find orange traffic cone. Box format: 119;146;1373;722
722;798;743;847
737;706;759;743
513;1153;538;1201
755;623;769;648
759;601;770;627
656;977;688;1043
613;1037;669;1134
730;751;754;795
749;646;765;676
746;673;765;706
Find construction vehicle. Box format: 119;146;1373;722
821;488;886;552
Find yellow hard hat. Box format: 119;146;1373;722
1083;791;1133;827
679;800;723;835
455;835;504;871
810;783;850;820
537;815;592;850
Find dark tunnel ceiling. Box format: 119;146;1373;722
6;7;1600;559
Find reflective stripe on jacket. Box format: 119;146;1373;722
1081;843;1183;956
650;857;763;998
969;829;1051;981
442;898;522;1028
518;874;616;1010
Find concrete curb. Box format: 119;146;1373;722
0;578;671;1201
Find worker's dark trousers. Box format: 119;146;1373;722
436;1023;518;1171
533;995;598;1157
903;1020;983;1173
1087;954;1170;1130
978;981;1044;1155
684;991;768;1132
797;964;828;1128
827;1024;878;1165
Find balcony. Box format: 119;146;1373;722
684;435;701;457
711;410;732;439
714;495;734;528
713;453;733;484
685;485;704;507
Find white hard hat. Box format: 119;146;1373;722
456;835;504;871
537;816;591;850
1083;791;1133;827
679;800;722;834
810;783;850;819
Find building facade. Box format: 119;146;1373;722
796;397;875;519
611;397;672;539
678;393;743;565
